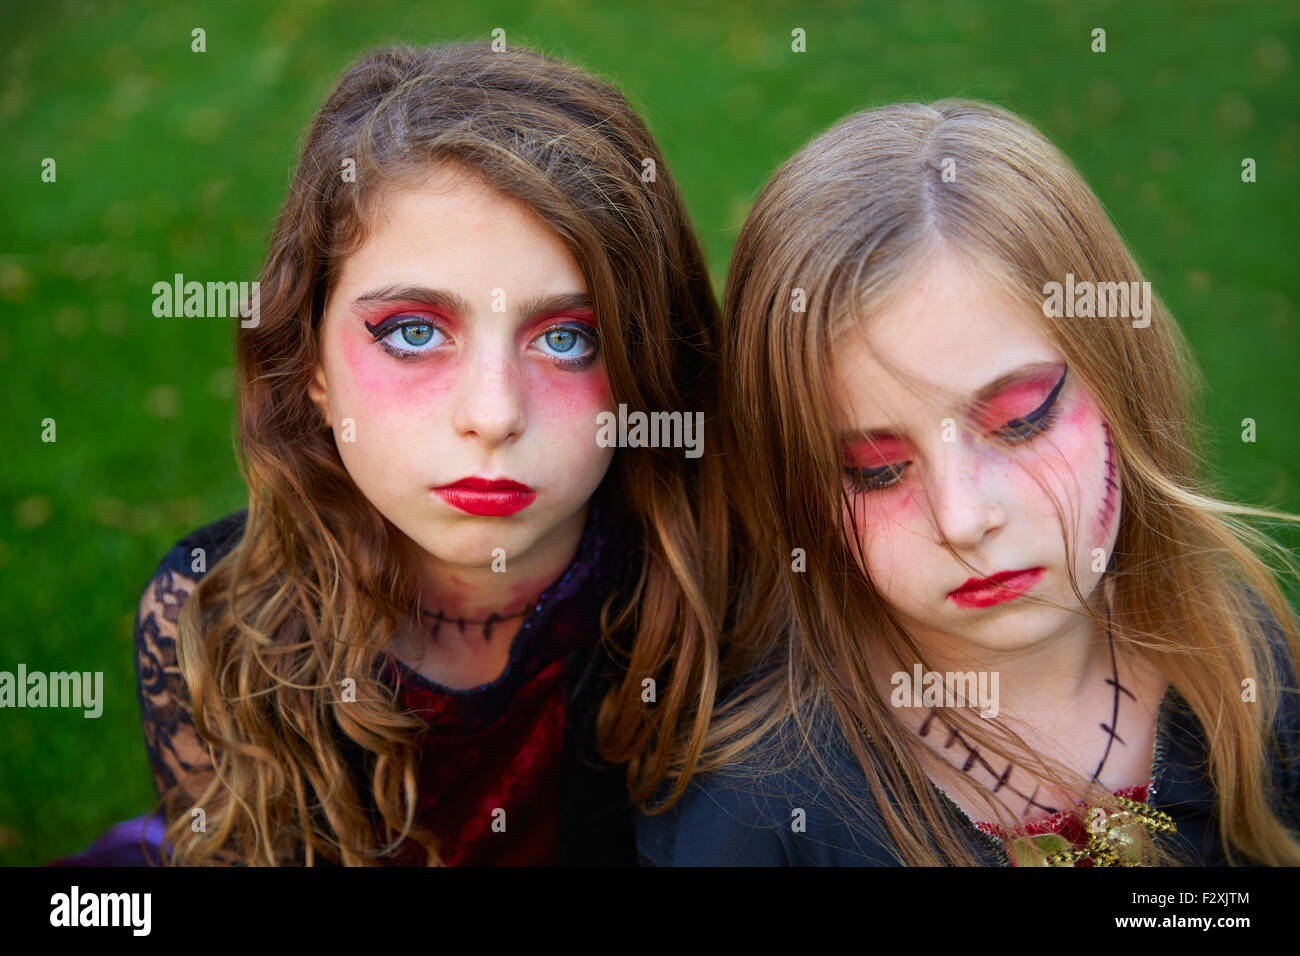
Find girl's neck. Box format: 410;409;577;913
864;578;1170;821
386;503;591;689
918;611;1105;720
404;501;590;632
882;578;1118;722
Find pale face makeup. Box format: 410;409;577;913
309;164;617;620
831;251;1122;668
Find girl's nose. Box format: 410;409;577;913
923;445;1007;550
451;349;526;446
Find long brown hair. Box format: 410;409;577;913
660;99;1300;865
159;42;728;865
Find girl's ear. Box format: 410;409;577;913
308;366;332;428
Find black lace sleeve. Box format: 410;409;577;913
134;560;211;812
133;512;248;813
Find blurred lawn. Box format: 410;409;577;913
1;0;1296;865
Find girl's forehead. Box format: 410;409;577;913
835;279;1052;396
361;172;525;237
831;292;1060;433
328;175;577;302
832;350;1064;440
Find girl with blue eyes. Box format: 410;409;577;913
103;42;730;867
637;100;1300;867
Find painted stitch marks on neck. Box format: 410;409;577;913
918;708;1061;817
1092;621;1136;784
917;625;1134;820
418;605;528;641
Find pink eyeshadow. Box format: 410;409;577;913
844;436;910;469
523;310;597;337
973;375;1056;430
344;321;611;416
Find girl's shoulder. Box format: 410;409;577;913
134;511;248;813
635;716;915;867
1246;589;1300;816
134;509;249;656
152;509;248;583
1232;587;1300;782
637;590;1300;868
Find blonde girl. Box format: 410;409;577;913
638;100;1300;867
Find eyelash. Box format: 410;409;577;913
367;315;601;369
843;381;1065;494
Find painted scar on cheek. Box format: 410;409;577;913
1097;420;1118;540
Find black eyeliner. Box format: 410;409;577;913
1018;363;1068;425
365;317;415;338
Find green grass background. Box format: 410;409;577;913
1;0;1296;865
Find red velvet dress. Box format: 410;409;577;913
100;497;638;867
373;515;626;865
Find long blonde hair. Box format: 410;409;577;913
157;43;728;865
655;99;1300;865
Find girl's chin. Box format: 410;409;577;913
418;543;522;569
418;518;559;563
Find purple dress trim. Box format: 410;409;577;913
47;813;169;867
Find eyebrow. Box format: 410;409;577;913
350;285;592;320
838;360;1067;443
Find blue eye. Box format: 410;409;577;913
544;328;577;352
364;316;599;368
397;323;435;347
366;316;449;360
533;324;599;369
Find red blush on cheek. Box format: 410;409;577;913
1053;396;1120;543
522;361;613;419
340;324;456;404
1018;393;1118;542
847;485;921;538
884;487;921;518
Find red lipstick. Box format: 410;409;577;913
947;567;1044;609
432;477;536;517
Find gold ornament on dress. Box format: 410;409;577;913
1006;796;1176;867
